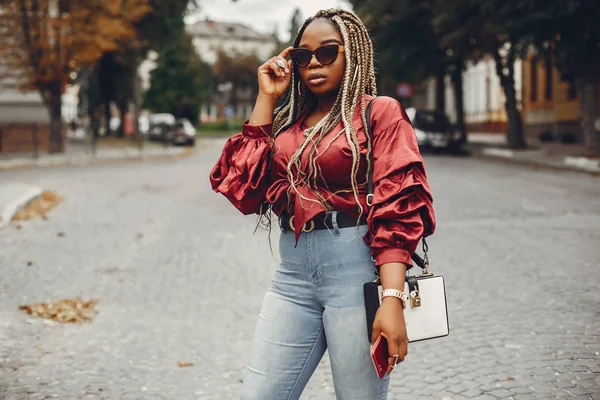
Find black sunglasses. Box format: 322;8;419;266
290;44;345;68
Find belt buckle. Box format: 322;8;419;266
288;216;315;233
302;220;315;233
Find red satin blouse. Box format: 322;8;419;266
210;95;436;266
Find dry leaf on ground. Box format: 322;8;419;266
12;191;63;221
19;297;98;323
177;361;194;367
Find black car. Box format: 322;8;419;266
405;107;464;153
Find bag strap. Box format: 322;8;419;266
364;97;430;273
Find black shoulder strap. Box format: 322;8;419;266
365;98;376;207
364;97;427;270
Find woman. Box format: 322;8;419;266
210;8;435;400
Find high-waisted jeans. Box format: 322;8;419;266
241;213;391;400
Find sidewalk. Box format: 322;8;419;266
0;183;42;228
0;138;188;171
0;139;192;228
467;133;600;175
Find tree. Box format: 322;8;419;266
351;0;466;138
213;51;261;112
143;32;211;124
136;0;199;53
81;0;200;139
285;8;304;48
532;0;600;155
432;0;534;149
0;0;150;153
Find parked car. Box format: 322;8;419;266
405;107;463;153
167;118;196;146
148;113;176;142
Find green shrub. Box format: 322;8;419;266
197;120;244;132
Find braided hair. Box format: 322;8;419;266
259;9;377;230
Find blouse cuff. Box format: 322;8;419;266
242;122;272;138
376;248;413;267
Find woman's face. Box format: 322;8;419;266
296;19;346;98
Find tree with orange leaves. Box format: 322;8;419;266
0;0;150;153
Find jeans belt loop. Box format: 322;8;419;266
331;211;341;235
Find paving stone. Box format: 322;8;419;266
0;139;599;399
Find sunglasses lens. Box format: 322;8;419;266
291;49;312;67
315;45;339;65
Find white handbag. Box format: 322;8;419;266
363;239;449;342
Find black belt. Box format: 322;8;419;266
279;212;367;233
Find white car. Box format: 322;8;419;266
167;118;196;146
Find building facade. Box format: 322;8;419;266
139;19;279;123
413;52;600;143
187;19;278;122
521;55;600;142
416;56;522;134
187;19;278;65
0;74;51;153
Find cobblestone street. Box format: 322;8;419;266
1;139;599;400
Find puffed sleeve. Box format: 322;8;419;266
209;122;273;215
365;97;436;266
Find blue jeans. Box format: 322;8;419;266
241;215;390;400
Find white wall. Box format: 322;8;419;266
0;89;49;123
420;55;522;130
192;36;277;64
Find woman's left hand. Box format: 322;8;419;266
371;297;408;375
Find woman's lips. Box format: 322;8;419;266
307;73;326;85
308;77;326;85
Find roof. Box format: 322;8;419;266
186;20;273;41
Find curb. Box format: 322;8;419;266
0;185;43;228
564;156;600;173
477;147;600;176
481;147;515;158
0;147;194;171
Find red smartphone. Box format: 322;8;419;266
370;334;389;379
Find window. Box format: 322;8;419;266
544;54;553;101
530;58;538;103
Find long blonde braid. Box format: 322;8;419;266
260;9;377;227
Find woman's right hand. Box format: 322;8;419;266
257;47;294;100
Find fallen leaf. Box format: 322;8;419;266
57;232;65;237
505;377;515;381
19;298;98;323
178;361;193;367
12;191;63;221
